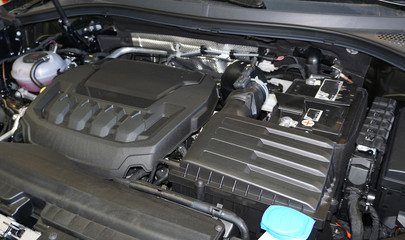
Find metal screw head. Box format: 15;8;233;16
215;225;223;232
346;48;359;55
49;232;58;240
16;31;21;37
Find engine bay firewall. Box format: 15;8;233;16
22;59;218;178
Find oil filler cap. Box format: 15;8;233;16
261;205;315;240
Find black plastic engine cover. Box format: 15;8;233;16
22;59;218;178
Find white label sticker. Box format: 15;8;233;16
314;79;343;101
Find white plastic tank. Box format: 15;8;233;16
11;51;67;92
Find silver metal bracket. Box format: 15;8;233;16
0;214;41;240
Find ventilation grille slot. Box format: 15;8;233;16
377;33;405;47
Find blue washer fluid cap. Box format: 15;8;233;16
261;205;315;240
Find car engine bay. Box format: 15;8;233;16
0;7;405;240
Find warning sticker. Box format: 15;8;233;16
301;119;315;127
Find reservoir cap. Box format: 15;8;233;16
261;205;315;240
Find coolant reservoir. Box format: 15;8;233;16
11;51;67;92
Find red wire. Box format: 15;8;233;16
336;222;352;239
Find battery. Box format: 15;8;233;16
270;79;365;142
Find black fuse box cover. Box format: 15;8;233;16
379;108;405;191
377;108;405;221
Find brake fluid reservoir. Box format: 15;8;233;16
11;51;67;92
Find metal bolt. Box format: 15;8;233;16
16;31;21;37
215;225;223;232
14;91;22;98
346;48;359;55
49;232;58;240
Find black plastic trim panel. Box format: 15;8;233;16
0;143;224;240
0;143;224;239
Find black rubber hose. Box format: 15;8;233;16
0;107;9;135
128;168;149;181
147;164;158;183
51;0;69;26
154;167;169;186
221;99;252;117
221;82;267;118
58;48;88;55
52;0;89;49
30;57;49;88
116;179;250;240
153;175;168;186
220;61;266;101
368;205;380;240
347;191;364;240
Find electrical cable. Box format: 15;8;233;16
29;56;49;89
2;63;7;90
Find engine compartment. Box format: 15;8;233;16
0;8;404;240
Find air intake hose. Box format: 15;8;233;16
221;61;268;118
221;81;267;118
